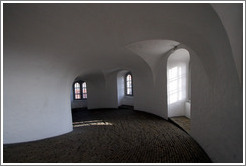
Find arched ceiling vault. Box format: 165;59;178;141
4;3;238;83
126;39;180;82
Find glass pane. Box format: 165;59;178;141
76;89;80;94
169;67;178;80
127;82;130;87
167;65;187;104
129;89;132;95
126;74;133;95
74;82;81;99
82;82;86;88
75;82;80;88
170;93;177;104
169;80;177;92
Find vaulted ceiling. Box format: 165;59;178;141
5;3;237;79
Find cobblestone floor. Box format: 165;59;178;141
3;108;211;163
170;116;191;134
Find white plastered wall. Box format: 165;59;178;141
211;4;243;84
3;3;243;163
3;50;74;143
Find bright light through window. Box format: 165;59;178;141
167;65;186;104
74;82;81;100
126;73;133;95
82;82;87;99
74;81;87;100
73;120;113;127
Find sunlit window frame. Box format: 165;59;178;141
167;65;186;104
125;72;133;96
73;81;87;100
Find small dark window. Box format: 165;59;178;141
73;81;87;100
125;73;133;96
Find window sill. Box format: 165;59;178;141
125;95;133;97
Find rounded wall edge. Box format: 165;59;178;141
3;126;73;145
3;55;75;144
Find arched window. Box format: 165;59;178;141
167;48;190;118
82;82;87;99
74;82;81;100
73;81;87;100
125;73;133;96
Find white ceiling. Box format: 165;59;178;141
3;3;241;80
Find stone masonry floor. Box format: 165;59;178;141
3;108;211;163
169;116;191;135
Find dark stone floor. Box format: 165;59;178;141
3;108;211;163
170;116;191;134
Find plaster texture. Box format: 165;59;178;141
3;3;243;163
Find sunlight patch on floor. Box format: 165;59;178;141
73;120;113;127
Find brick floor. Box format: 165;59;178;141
3;108;211;163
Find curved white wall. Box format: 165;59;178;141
212;4;243;84
3;50;74;143
3;3;243;163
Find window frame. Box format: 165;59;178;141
81;82;87;99
167;65;186;104
73;81;87;100
125;72;133;96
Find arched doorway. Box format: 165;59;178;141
167;48;191;132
